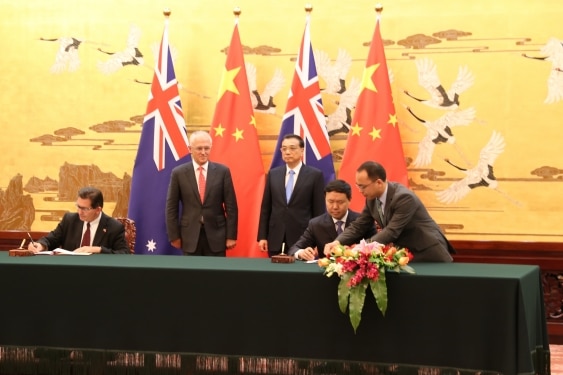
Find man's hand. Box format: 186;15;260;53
258;239;268;252
75;246;101;254
323;240;341;257
226;239;236;250
171;239;182;249
27;242;44;253
297;247;318;261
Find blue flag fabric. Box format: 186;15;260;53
128;18;190;255
270;15;335;185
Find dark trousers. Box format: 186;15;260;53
185;226;226;257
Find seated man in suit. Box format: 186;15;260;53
289;179;375;260
28;186;129;254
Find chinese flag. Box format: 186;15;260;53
338;16;409;211
210;19;266;257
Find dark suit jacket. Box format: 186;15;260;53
288;210;375;258
337;182;455;262
258;164;325;256
37;212;129;254
166;161;238;254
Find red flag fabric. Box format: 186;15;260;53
210;20;266;257
338;17;409;212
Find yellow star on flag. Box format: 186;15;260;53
249;115;257;128
369;127;381;141
350;123;363;136
217;66;240;99
388;113;398;127
213;124;226;137
232;128;244;142
360;63;380;93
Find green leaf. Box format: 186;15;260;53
338;275;351;314
349;281;368;333
401;265;416;274
370;269;388;316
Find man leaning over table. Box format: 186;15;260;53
324;161;455;262
28;186;129;254
288;179;375;261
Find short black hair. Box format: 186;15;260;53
282;134;304;148
357;161;387;182
324;179;352;200
78;186;104;208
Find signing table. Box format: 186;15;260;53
0;253;550;374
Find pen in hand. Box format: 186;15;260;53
27;232;41;252
27;232;35;246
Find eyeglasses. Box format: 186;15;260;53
75;204;95;212
280;146;302;152
355;180;376;190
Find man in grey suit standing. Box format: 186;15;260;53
258;134;325;257
289;179;375;260
324;161;454;262
166;131;238;256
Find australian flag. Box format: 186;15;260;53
270;15;335;185
128;17;190;255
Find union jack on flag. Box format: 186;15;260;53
271;15;335;184
145;21;190;171
128;17;190;255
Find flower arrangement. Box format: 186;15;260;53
318;240;415;332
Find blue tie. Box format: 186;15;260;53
286;170;295;203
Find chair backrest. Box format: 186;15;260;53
115;217;136;254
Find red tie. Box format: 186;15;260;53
81;222;91;247
198;166;206;202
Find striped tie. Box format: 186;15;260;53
376;198;386;226
336;220;344;235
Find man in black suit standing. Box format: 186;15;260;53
324;161;454;262
28;186;129;254
258;134;325;257
166;130;238;256
289;179;375;260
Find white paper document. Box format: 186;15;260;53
35;248;92;256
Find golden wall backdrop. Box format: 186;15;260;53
1;0;562;242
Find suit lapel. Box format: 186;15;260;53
186;163;200;203
291;165;307;199
202;162;215;203
274;167;287;203
323;213;337;237
92;214;107;246
72;216;84;248
383;182;396;218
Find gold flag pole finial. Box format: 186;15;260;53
163;8;171;18
305;3;313;22
233;6;241;25
375;3;383;21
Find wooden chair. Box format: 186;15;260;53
115;217;136;254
